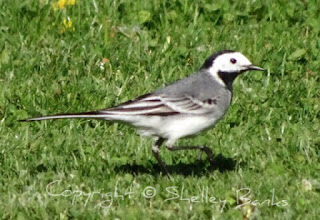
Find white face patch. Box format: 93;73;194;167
207;52;253;85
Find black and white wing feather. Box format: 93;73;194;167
20;93;218;121
101;93;217;116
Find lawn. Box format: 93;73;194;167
0;0;319;219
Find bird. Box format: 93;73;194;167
20;50;265;176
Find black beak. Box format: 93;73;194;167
246;65;265;71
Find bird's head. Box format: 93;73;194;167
201;50;265;87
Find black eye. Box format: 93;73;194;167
230;58;237;64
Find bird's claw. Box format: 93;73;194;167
197;150;204;160
196;146;214;165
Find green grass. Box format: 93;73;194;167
1;0;319;219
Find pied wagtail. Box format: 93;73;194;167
21;50;265;175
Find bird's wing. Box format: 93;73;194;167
100;93;217;116
20;93;218;121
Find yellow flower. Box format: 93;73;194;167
60;17;75;33
63;18;72;28
67;0;76;5
52;0;76;10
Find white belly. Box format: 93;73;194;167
161;115;219;139
132;114;221;141
103;112;224;142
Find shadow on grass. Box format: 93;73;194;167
115;154;236;177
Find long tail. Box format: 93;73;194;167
19;92;180;122
19;111;110;122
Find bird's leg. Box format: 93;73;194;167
166;144;214;164
152;138;170;177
